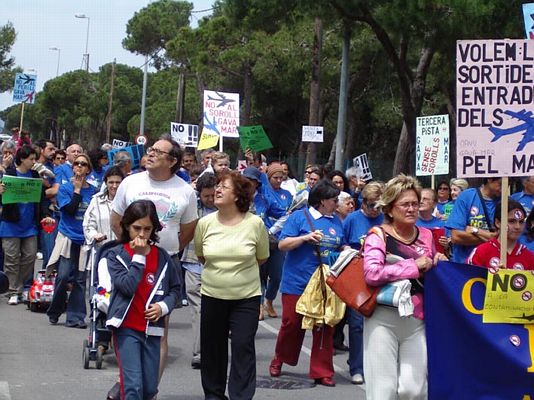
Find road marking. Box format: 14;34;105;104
259;320;350;377
0;382;11;400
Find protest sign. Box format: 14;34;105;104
171;122;199;147
197;128;219;151
12;73;37;104
237;125;273;152
107;144;144;169
483;269;534;324
425;262;534;399
523;3;534;39
456;40;534;177
352;153;372;181
203;90;240;138
415;114;450;176
302;126;323;142
237;160;247;172
112;139;128;149
1;175;42;204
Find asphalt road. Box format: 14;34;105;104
0;272;366;400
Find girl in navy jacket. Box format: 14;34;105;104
106;200;180;400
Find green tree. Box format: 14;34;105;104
0;22;21;92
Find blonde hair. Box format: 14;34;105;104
211;151;229;163
379;174;422;223
362;181;385;201
450;178;469;191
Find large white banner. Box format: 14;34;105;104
456;39;534;177
416;114;450;176
171;122;199;147
203;90;240;138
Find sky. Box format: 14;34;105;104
0;0;214;112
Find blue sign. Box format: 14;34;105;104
523;3;534;39
12;73;37;104
425;262;534;399
107;144;144;170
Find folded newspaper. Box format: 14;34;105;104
376;279;414;317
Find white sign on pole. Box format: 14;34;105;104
302;125;324;142
415;114;450;176
352;153;373;181
171;122;199;147
203;90;240;138
237;160;247;172
112;139;128;149
456;39;534;177
12;73;37;104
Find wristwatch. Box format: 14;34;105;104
471;227;480;237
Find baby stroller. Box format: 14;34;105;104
82;240;117;369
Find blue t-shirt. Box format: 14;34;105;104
436;200;453;216
177;169;191;183
87;168;107;191
0;170;38;238
263;186;292;231
54;163;73;185
342;209;383;250
280;208;345;295
510;191;534;216
57;183;95;245
446;188;498;263
416;216;444;229
519;234;534;252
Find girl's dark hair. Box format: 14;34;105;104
280;161;295;179
494;199;526;224
308;179;340;208
103;166;124;182
119;200;162;244
15;145;38;166
327;170;349;192
217;170;254;213
88;149;107;173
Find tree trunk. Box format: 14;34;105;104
305;17;323;167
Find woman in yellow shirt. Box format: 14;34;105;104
194;170;269;400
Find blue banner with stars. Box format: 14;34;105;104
425;262;534;399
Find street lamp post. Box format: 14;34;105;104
49;47;61;77
74;14;90;72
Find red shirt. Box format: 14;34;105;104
467;239;534;271
121;244;159;333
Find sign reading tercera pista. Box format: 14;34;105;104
456;40;534;177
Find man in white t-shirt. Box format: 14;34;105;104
111;137;198;382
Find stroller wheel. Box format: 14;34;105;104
96;346;104;369
83;340;90;369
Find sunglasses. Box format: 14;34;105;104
73;161;89;167
55;156;65;160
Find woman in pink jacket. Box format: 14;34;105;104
363;175;447;400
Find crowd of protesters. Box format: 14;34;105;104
1;126;534;400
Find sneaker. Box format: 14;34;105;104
21;290;29;303
36;252;43;260
351;373;364;385
49;316;59;325
7;295;18;305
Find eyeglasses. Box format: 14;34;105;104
438;186;449;191
147;147;172;157
305;169;317;175
55;156;65;160
73;161;88;167
215;184;233;191
395;202;420;210
365;201;381;210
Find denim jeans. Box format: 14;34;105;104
347;307;364;376
260;247;285;302
47;243;87;324
114;328;160;400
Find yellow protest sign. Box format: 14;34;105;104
483;269;534;324
197;128;219;150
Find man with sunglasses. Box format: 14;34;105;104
111;136;197;383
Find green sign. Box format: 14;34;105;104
1;175;42;204
237;125;273;152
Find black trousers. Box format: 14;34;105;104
201;295;260;400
